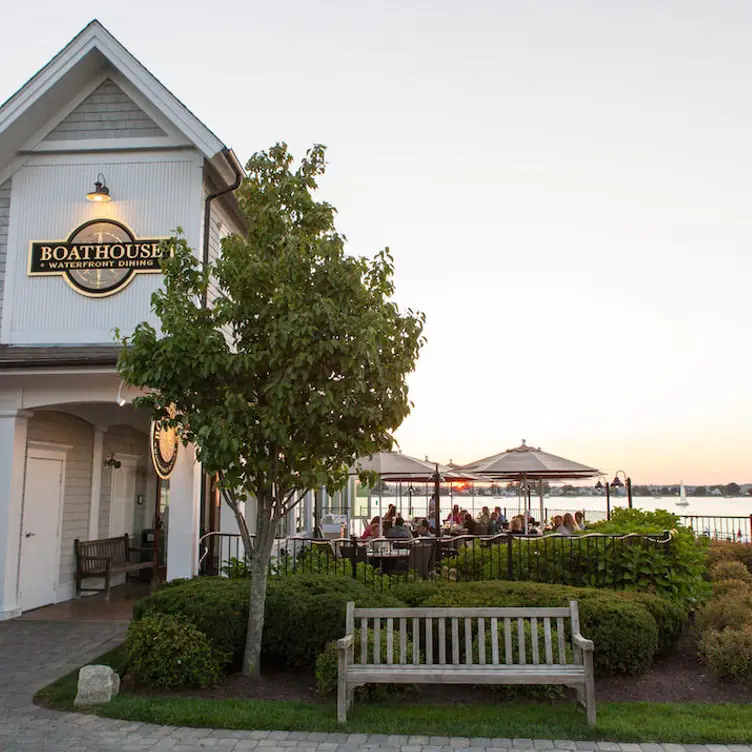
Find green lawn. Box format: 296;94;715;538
36;648;752;744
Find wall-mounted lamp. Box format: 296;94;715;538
104;453;121;469
86;173;112;202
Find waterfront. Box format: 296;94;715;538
353;495;751;538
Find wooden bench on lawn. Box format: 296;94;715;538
74;534;155;599
336;600;596;725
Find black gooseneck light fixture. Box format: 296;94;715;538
86;173;112;202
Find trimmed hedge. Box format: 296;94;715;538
706;541;752;574
699;625;752;682
133;575;401;671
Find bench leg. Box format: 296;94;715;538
75;573;82;599
584;654;596;726
104;567;111;600
337;676;347;724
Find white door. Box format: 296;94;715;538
109;462;137;539
19;456;64;611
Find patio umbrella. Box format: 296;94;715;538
350;451;483;532
459;440;600;530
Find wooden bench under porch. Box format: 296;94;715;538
336;600;596;725
74;534;155;599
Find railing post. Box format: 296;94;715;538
507;532;514;580
749;514;752;544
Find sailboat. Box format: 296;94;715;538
675;481;689;507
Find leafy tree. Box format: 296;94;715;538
117;144;425;677
694;485;707;497
725;482;741;497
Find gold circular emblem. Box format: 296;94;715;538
150;414;178;479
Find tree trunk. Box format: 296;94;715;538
242;508;276;678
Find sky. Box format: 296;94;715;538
1;1;750;484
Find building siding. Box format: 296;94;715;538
0;178;10;325
26;411;93;589
44;79;166;141
99;425;149;539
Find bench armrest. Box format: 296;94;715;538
573;633;594;652
336;634;354;651
129;546;155;553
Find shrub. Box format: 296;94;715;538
706;541;752;574
695;593;752;634
315;629;414;699
448;510;709;607
709;560;752;584
262;575;402;669
712;579;752;599
403;580;659;676
700;625;752;682
134;575;401;672
125;613;224;689
615;591;687;655
133;578;247;668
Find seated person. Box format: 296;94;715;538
444;504;463;525
415;519;435;538
494;506;507;524
509;516;524;534
556;513;576;536
385;516;412;539
462;511;477;535
487;511;501;535
361;516;381;540
574;510;586;531
477;506;491;524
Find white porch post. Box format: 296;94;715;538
166;443;201;580
0;410;31;620
87;426;107;540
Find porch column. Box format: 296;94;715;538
87;426;107;540
166;443;201;580
0;410;31;620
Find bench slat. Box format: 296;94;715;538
544;617;553;665
400;618;407;665
517;617;526;665
531;617;540;665
374;619;381;665
504;617;512;665
361;618;368;665
465;617;472;666
412;617;419;664
354;607;572;619
438;618;446;665
426;617;433;665
478;618;486;665
557;616;566;664
386;618;393;665
452;617;459;665
491;617;499;665
347;664;586;685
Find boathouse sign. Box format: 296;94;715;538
28;219;166;297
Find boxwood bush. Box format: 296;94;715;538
133;575;401;671
706;541;752;574
126;613;225;688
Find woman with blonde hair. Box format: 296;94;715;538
557;513;576;536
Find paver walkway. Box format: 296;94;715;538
0;618;750;752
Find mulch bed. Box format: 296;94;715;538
124;627;752;705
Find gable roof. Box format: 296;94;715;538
0;20;239;185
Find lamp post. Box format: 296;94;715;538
430;464;444;534
611;470;632;509
594;474;611;520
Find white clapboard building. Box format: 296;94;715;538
0;20;248;619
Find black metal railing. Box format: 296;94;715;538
679;514;752;543
199;530;675;590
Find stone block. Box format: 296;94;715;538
73;664;120;706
